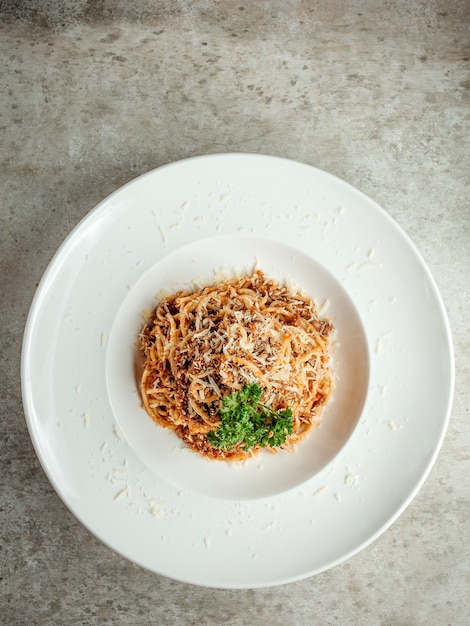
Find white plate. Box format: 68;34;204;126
21;153;454;588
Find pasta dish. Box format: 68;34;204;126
138;270;333;461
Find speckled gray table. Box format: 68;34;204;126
1;2;469;624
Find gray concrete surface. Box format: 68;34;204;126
1;1;469;624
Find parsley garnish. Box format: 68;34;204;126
206;382;294;452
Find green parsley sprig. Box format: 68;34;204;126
206;382;294;452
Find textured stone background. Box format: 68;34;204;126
1;1;469;624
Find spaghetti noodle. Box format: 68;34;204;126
138;270;333;461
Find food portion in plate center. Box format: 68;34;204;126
138;270;333;461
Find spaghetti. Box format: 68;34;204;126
138;270;333;461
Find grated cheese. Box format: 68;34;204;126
345;472;359;486
114;486;130;501
113;423;124;442
159;225;167;243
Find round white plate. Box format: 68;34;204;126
22;153;454;588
